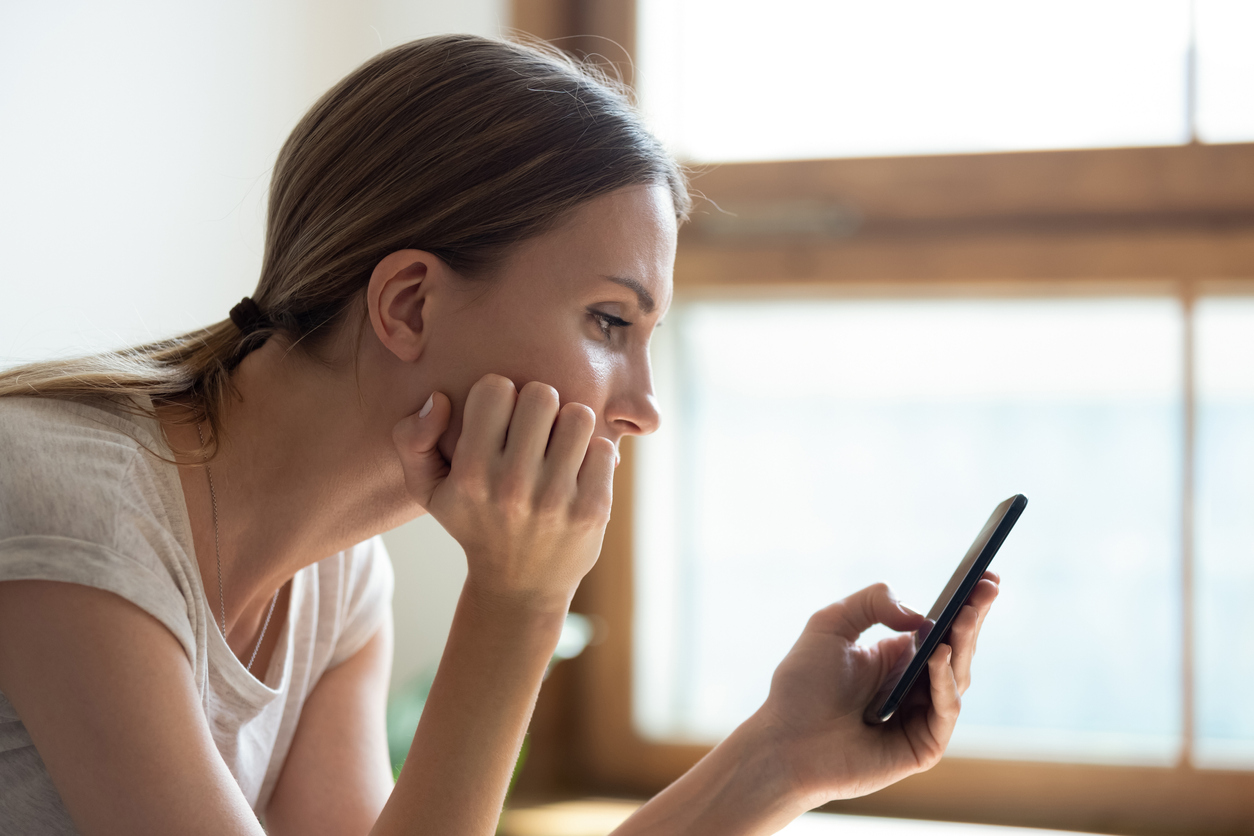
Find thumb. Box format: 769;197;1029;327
813;583;927;641
392;392;452;508
876;631;917;668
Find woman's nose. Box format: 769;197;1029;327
605;376;661;438
613;392;661;437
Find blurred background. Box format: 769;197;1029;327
3;2;1253;834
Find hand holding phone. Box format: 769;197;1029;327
863;494;1027;725
746;509;1009;809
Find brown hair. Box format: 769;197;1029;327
0;34;690;456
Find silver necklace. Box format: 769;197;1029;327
198;424;279;673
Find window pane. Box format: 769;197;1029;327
1195;297;1254;768
635;298;1183;764
1195;0;1254;143
638;0;1192;162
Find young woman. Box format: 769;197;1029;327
0;35;999;836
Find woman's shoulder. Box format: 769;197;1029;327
0;396;166;533
0;395;192;593
318;537;395;617
0;395;162;465
0;396;200;662
317;536;395;668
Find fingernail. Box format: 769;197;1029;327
615;449;622;468
419;394;434;418
898;601;922;618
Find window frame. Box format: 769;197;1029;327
512;2;1254;831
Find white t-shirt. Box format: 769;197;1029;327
0;396;395;834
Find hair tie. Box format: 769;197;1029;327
229;297;269;336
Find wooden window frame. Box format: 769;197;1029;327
511;2;1254;832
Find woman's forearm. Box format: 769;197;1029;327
610;711;812;836
371;580;566;836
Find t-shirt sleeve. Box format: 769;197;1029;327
0;401;199;664
0;535;198;663
327;535;395;668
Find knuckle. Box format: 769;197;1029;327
476;373;518;399
498;492;531;522
535;481;568;513
575;488;613;524
957;606;978;631
560;401;597;429
858;582;891;619
495;471;530;505
455;458;488;487
586;435;614;459
454;471;490;504
521;381;560;408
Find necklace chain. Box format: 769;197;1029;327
197;424;279;673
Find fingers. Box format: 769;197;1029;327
968;576;999;618
875;632;917;681
451;375;606;514
926;641;960;745
412;374;614;607
948;577;999;694
812;583;927;641
503;382;561;468
392;392;453;507
947;605;979;693
550;403;611;522
966;576;1000;656
454;374;518;464
575;436;615;521
545;402;597;483
458;377;598;475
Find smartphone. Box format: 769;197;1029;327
862;493;1028;725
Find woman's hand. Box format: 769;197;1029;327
609;577;1000;836
758;575;1000;807
392;374;616;614
383;375;614;835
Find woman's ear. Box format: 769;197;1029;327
367;249;443;362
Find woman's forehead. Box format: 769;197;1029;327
499;186;676;303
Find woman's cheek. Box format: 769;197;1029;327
571;350;614;410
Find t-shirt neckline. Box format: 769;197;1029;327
134;398;297;702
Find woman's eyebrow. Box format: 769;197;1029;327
600;274;655;314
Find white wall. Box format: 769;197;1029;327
0;0;506;693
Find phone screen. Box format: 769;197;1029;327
862;493;1027;725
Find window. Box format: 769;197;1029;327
510;1;1254;830
635;296;1186;764
631;289;1254;772
1195;296;1254;769
638;0;1254;162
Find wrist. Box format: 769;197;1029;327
460;574;571;627
618;711;812;836
725;710;820;822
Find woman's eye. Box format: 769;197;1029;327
589;310;631;340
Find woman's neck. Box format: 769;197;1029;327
161;336;420;656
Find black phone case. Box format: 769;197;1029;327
863;493;1027;725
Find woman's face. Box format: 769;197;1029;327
417;184;678;462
